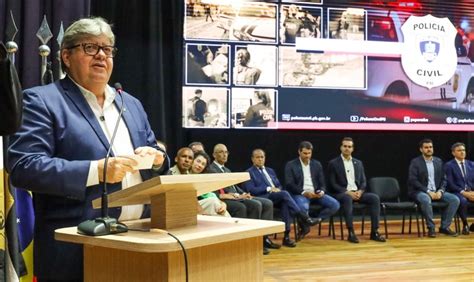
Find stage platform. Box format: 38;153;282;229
264;218;474;281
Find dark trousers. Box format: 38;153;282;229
454;192;473;225
333;192;381;231
260;190;302;232
223;197;273;220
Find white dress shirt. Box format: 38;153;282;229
300;158;315;193
72;78;144;221
342;155;358;191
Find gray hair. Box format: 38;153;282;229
60;17;115;73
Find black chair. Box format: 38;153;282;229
369;177;420;238
454;200;474;233
272;207;298;241
419;201;448;236
333;202;367;240
273;203;335;242
308;204;336;240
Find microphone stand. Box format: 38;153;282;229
78;83;128;236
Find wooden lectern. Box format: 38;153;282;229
55;173;285;281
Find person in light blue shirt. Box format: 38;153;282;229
408;139;459;238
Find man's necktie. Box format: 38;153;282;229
461;162;468;190
219;165;238;194
219;166;226;194
260;167;275;188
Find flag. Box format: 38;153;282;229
1;137;30;282
13;188;34;282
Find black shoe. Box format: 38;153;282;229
370;231;386;242
427;228;436;238
306;217;322;226
282;237;297;248
439;227;458;237
462;225;470;235
297;224;311;240
264;237;281;249
298;212;321;227
263;247;270;255
347;230;359;243
470;223;474;232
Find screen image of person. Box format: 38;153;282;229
186;88;208;126
7;17;166;281
243;90;274;127
234;48;261;85
204;98;227;127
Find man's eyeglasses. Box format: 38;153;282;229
68;43;117;58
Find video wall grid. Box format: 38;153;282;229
182;0;474;131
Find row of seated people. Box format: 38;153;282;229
166;138;474;255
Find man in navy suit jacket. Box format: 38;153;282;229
243;149;319;247
208;143;279;255
284;141;340;239
7;18;166;281
408;139;459;238
444;142;474;235
328;137;385;243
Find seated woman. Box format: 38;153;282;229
191;151;230;217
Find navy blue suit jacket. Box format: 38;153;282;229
407;155;446;199
7;77;160;280
327;156;367;194
243;165;282;196
284;158;326;195
444;159;474;193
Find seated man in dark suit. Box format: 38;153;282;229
243;149;319;247
408;139;459;237
328;137;385;243
188;141;205;154
284;141;340;239
444;142;474;235
208;143;276;254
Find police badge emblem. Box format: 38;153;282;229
401;14;457;89
420;39;440;63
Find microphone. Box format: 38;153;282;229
78;82;128;236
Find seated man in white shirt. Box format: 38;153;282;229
328;137;386;243
284;141;340;239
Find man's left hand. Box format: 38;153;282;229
134;146;165;167
355;190;363;200
270;187;281;193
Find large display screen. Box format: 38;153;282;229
182;0;474;131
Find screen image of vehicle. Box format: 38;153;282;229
182;0;474;131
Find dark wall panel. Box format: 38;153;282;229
185;129;473;200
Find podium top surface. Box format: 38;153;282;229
93;172;250;209
55;215;284;253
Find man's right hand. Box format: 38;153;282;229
461;191;474;201
238;193;252;199
98;157;138;183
